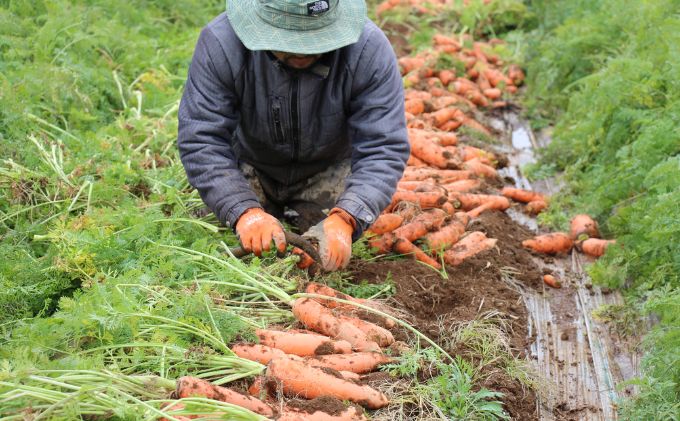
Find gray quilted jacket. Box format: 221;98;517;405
178;13;409;237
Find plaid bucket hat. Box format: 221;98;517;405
226;0;367;55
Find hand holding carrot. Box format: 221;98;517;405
304;208;356;271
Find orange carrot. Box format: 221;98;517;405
463;158;497;178
402;167;472;182
398;56;425;75
442;201;456;216
569;214;600;240
397;180;436;191
256;329;352;357
248;376;265;397
175;376;274;417
407;155;427;166
367;213;404;235
450;192;510;212
580;238;616;258
393;237;442;269
425;221;466;251
338;316;395;347
460;145;496;164
483;68;512;87
278;405;368;421
443;232;498;265
404;98;426;115
425;107;464;127
439;120;463;132
526;199;548;215
394;208;448;236
483;88;502;100
292;247;315;270
435;132;459;146
442;179;481;193
507;64;525;85
308;352;394;374
438;69;456;87
404;89;432;102
522;232;574;254
433;33;461;49
454;211;470;227
231;343;298;365
460;116;493;136
409;129;460;169
292;298;380;352
501;187;546;204
543;274;562;289
390;191;448;210
266;357;389;409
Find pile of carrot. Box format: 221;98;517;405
161;283;401;420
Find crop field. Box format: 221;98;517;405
1;0;678;420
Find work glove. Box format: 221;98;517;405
234;208;286;257
304;207;356;272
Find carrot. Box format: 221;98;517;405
569;214;600;240
397;180;436;191
409;129;460;169
460;145;496;164
308;352;394;374
439;120;463;132
467;201;499;218
543;274;562;289
292;247;315;270
460;116;492;136
256;329;352;357
501;187;546;204
442;179;481;193
454;211;470;227
404;98;426;115
425;221;466;251
175;376;274;417
580;238;616;258
442;201;456;216
389;191;448;210
231;343;299;365
433;33;461;49
338;316;394;347
393;237;442;269
452;78;479;96
402;167;472;182
266;357;389;409
367;213;404;235
483;68;512;88
526;199;548;215
492;101;508;109
450;192;510;212
248;376;265;397
522;232;574;254
507;64;525;85
398;56;426;75
483;88;502;100
292;298;381;352
407;118;426;129
506;85;518;94
404;89;432;102
443;232;498;265
463;158;497;178
392;200;421;221
407;155;427;166
438;69;456;87
425;107;464;127
278;404;368;421
435;132;459;146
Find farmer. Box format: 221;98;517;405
177;0;409;271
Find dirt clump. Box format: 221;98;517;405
288;396;353;416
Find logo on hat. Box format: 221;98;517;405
307;0;330;16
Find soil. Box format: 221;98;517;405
347;209;544;420
287;396;349;416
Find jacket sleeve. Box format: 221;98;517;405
177;27;261;228
335;28;410;240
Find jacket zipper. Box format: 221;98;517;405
290;75;300;161
272;101;285;145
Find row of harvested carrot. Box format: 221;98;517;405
160;283;399;420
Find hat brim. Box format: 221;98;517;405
227;0;367;55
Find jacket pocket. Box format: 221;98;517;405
269;96;286;145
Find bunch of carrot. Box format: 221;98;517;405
522;214;618;289
161;283;400;420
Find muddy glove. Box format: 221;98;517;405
234;208;286;257
304;207;356;271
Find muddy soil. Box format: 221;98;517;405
347;210;544;420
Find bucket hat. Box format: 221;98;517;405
226;0;367;55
